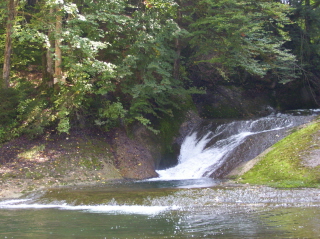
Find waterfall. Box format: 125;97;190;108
156;112;317;180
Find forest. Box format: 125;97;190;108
1;0;320;143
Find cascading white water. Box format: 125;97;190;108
156;113;317;180
156;131;253;179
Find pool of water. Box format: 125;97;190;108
1;179;320;238
2;206;320;238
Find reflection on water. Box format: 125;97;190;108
143;178;221;188
1;180;320;238
1;204;320;238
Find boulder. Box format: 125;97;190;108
112;128;159;179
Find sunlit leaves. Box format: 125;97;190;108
0;0;196;135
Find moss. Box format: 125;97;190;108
158;114;183;153
156;96;196;153
238;119;320;188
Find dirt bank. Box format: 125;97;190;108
0;130;123;199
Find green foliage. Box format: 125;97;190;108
112;2;198;130
188;0;298;84
11;0;191;134
0;0;199;138
0;88;20;125
283;0;320;101
0;83;54;142
0;30;4;66
0;123;19;144
95;100;127;131
17;95;55;137
0;88;21;142
3;0;318;142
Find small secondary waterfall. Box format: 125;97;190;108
156;111;318;180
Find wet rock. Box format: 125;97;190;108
301;129;320;167
131;125;162;169
112;129;159;179
193;85;275;119
174;110;202;146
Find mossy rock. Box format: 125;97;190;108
234;119;320;188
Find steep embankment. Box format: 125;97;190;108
228;118;320;188
0;130;122;198
0;127;162;199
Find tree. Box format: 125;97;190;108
2;0;16;89
186;0;297;85
54;5;63;84
283;0;320;105
8;0;194;134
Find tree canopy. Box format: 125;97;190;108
0;0;319;142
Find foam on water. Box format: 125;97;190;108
0;199;176;215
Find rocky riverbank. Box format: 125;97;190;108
0;125;167;199
0;130;122;199
1;116;320;199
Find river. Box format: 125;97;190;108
1;180;320;238
1;111;320;238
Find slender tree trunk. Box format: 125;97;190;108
54;13;64;84
44;8;55;87
46;47;54;85
2;0;15;89
173;1;182;80
304;0;311;38
41;47;54;88
304;0;311;61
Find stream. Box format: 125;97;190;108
1;111;320;238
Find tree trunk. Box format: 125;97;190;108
2;0;15;89
173;2;182;80
46;47;54;86
304;0;311;61
44;8;55;88
41;47;54;88
305;0;311;36
54;13;64;84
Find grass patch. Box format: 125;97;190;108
238;119;320;188
18;144;45;160
60;139;110;170
25;170;45;180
